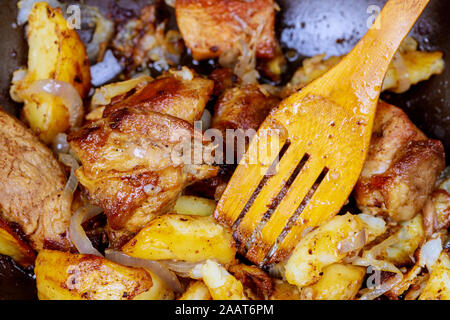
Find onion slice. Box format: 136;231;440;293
105;250;183;293
69;205;103;257
359;273;402;300
337;229;366;254
160;260;204;279
23;79;83;128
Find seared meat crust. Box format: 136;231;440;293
69;70;217;244
0;109;72;251
175;0;278;60
355;101;445;221
69;108;217;232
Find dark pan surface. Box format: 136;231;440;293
0;0;448;299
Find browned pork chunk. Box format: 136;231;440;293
174;0;278;61
354;101;445;222
188;84;280;199
0;108;72;251
69;70;217;246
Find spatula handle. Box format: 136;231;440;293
318;0;430;111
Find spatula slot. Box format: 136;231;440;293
231;141;291;232
242;153;310;254
263;166;329;264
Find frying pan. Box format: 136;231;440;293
0;0;448;300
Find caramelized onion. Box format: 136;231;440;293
23;79;83;128
160;260;204;279
337;229;366;254
69;205;103;257
359;273;402;300
105;250;183;293
392;52;411;93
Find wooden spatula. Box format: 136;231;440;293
214;0;430;267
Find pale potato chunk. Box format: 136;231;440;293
178;281;212;300
122;214;236;264
201;260;247;300
300;264;366;300
419;251;450;300
285;213;365;288
10;2;90;143
173;196;216;216
35;250;155;300
370;214;424;266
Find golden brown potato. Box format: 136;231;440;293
0;108;72;251
10;2;90;143
201;260;247;300
178;281;212;300
122;214;236;265
175;0;278;61
300;264;366;300
282;37;444;98
369;214;424;267
0;217;35;268
284;213;365;288
419;250;450;300
355;101;445;222
35;250;156;300
172;196;216;217
269;280;301;300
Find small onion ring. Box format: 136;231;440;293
69;205;103;257
23;79;83;128
159;260;204;279
105;250;183;293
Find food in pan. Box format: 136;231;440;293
0;0;448;300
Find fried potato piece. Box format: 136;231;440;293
173;196;216;216
0;108;72;251
122;214;236;265
284;213;365;288
178;281;212;300
282;37;444;98
300;264;366;300
370;215;425;267
0;217;35;268
35;249;156;300
269;280;301;300
10;2;90;143
419;250;450;300
201;260;247;300
355;102;445;222
175;0;278;61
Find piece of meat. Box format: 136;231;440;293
187;84;280;199
175;0;278;61
112;5;184;76
69;71;217;246
0;108;72;251
354;101;445;222
208;68;240;97
211;84;280;134
228;264;273;299
105;68;213;124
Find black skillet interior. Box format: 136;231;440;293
0;0;448;300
